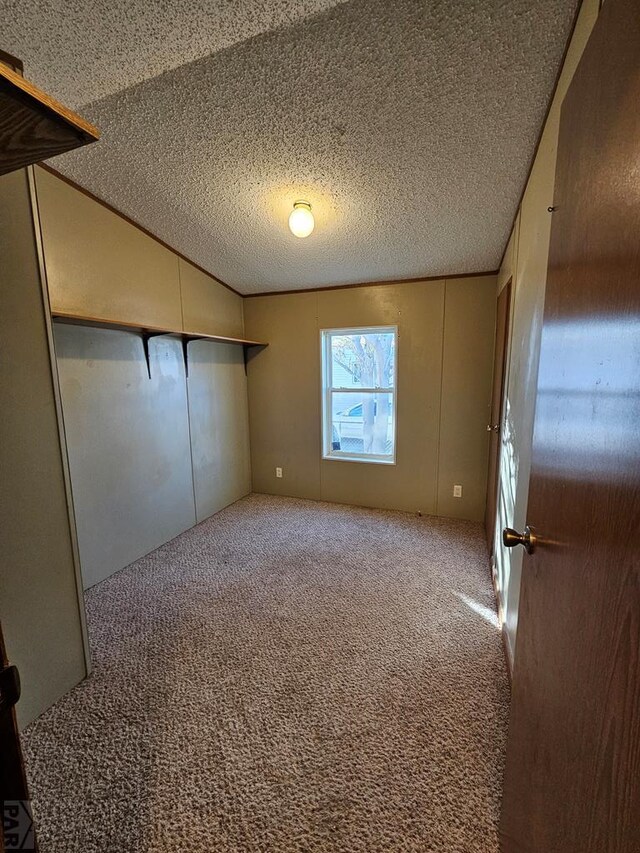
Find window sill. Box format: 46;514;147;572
322;454;396;466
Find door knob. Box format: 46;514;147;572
487;423;500;432
503;525;537;555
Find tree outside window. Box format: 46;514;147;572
321;327;397;463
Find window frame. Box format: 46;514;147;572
320;325;398;465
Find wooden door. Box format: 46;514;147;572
484;279;511;550
0;623;36;852
500;0;640;850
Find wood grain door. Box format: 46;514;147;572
484;279;511;550
500;0;640;850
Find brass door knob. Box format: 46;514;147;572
503;525;537;555
487;423;500;432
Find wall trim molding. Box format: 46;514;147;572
37;164;244;298
244;270;499;299
39;164;498;299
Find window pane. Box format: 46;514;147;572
330;331;395;389
330;392;394;457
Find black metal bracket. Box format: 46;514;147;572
0;664;21;717
141;332;166;379
143;333;264;379
182;337;191;379
242;342;266;375
181;336;208;378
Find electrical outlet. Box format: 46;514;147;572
275;467;283;478
453;484;463;498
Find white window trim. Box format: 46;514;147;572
320;325;398;465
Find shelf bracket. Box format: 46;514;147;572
141;332;165;379
182;333;206;379
182;337;190;378
242;342;266;376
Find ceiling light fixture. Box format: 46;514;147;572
288;201;314;238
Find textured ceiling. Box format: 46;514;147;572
1;0;351;105
2;0;579;294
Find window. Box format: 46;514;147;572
321;326;397;464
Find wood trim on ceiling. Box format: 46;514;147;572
243;269;499;298
39;165;497;299
497;0;584;273
37;164;243;298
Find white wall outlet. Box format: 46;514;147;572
275;467;283;478
453;484;463;498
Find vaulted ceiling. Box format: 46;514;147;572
3;0;578;294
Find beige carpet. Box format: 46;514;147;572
23;494;509;852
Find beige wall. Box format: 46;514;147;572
35;169;252;590
179;259;244;338
0;169;88;727
493;0;600;666
245;291;322;501
188;341;252;522
34;167;244;339
35;167;183;329
245;276;496;522
316;283;444;514
54;326;197;588
437;277;498;519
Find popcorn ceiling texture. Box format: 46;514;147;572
1;0;352;105
3;0;579;292
23;494;510;852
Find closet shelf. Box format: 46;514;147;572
51;311;268;378
0;63;99;176
51;311;267;347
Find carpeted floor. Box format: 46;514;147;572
23;494;510;852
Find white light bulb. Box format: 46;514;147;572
289;201;314;238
